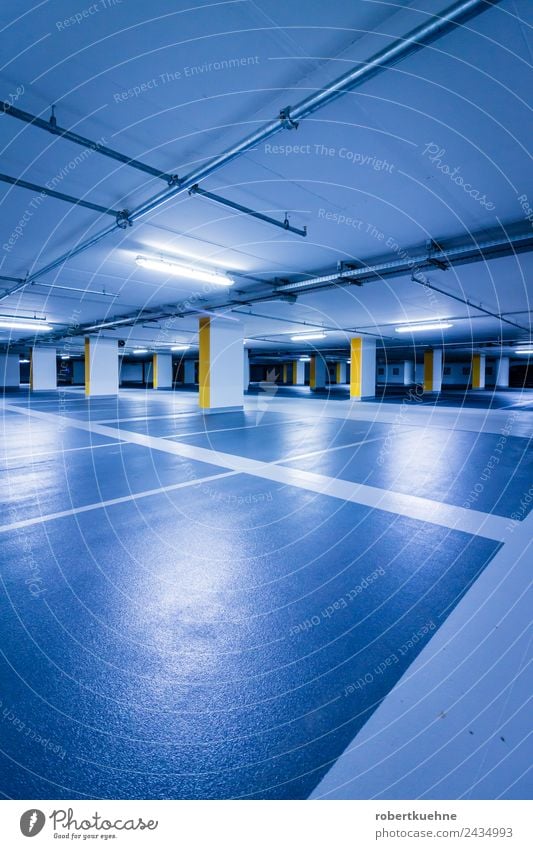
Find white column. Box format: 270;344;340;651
31;348;57;391
471;353;486;389
292;360;305;385
153;353;172;389
495;356;510;388
423;349;443;393
350;337;376;399
0;353;20;389
85;337;118;397
403;360;415;385
183;359;196;384
310;355;327;390
243;350;250;390
336;361;347;384
199;317;244;412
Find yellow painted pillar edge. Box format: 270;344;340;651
199;317;210;409
153;353;158;389
309;356;316;389
472;354;481;389
292;361;297;384
84;338;90;396
423;350;434;392
350;338;362;397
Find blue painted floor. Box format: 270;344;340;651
0;391;531;799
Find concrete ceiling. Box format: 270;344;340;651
1;0;531;359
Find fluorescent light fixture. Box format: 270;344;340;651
61;355;70;360
170;345;190;351
290;332;327;342
395;321;453;333
136;255;234;287
0;320;52;331
347;359;351;364
299;356;311;361
133;348;149;354
85;317;134;331
19;358;30;364
515;348;533;355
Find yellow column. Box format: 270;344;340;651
349;337;376;398
292;361;297;384
84;337;90;396
199;317;210;409
282;363;287;384
152;354;159;389
423;350;433;392
309;356;316;389
471;353;485;389
350;339;362;397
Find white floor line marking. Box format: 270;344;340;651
2;402;511;542
162;417;309;440
0;470;239;534
96;411;202;424
0;441;123;464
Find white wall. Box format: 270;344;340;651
86;337;118;396
0;353;20;388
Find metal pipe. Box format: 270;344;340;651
189;185;307;237
274;230;533;292
1;101;174;183
1;0;499;305
0;172;119;216
129;0;500;223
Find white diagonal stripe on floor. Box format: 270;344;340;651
1;402;511;541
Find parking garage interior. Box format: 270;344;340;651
0;0;532;803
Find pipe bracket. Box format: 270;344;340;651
116;210;132;229
279;107;299;130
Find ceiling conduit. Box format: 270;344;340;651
0;0;502;305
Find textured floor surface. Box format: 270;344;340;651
0;388;531;799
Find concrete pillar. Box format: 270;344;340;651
495;356;510;388
310;355;327;390
471;353;486;389
243;350;250;390
30;348;57;391
423;349;443;393
199;316;243;412
183;359;196;385
84;337;118;397
153;353;172;389
292;360;305;385
336;361;347;384
0;353;20;389
350;337;376;399
403;360;415;385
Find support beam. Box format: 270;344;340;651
293;360;305;385
423;349;443;393
403;360;415;385
153;353;172;389
350;337;376;399
310;355;327;390
0;352;20;390
30;348;56;391
244;351;250;390
84;337;118;397
198;317;243;412
495;356;510;388
471;353;486;389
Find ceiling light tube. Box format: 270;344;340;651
133;348;149;354
170;345;190;351
515;348;533;355
0;320;52;331
395;322;453;333
136;255;234;287
290;332;327;341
